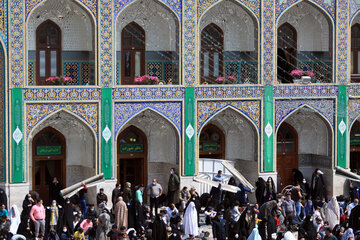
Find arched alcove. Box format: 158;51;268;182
28;110;96;188
27;0;96;86
277;107;333;194
115;0;180;85
117;109;180;192
198;108;258;200
277;1;333;84
199;0;258;84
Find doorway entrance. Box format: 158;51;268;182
199;124;225;159
277;122;298;189
118;126;147;189
32;127;66;204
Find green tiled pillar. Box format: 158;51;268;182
337;85;347;168
12;88;23;182
101;88;112;179
184;87;195;175
264;86;274;172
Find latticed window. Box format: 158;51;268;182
36;20;62;85
200;23;224;84
121;22;145;85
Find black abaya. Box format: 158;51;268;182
152;215;168;240
255;178;266;205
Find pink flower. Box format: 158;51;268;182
227;76;236;79
215;77;225;82
290;70;303;77
63;77;72;81
304;71;314;77
46;77;58;82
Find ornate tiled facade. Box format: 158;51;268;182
26;102;99;136
114;101;182;137
275;99;336;130
1;0;359;190
197;100;261;133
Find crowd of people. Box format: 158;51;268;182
0;167;359;239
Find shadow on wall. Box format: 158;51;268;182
233;159;258;203
147;162;178;202
298;154;333;199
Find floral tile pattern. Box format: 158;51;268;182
197;100;261;133
114;102;182;137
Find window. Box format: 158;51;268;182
352;24;360;82
36;20;61;85
200;23;224;84
121;22;145;85
277;23;297;83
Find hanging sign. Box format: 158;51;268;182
202;142;219;151
120;144;143;153
37;146;62;155
351;137;360;145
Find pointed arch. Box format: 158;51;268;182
32;126;66;203
26;0;97;86
276;0;334;26
115;0;181;26
276;104;334;134
28;108;98;141
198;105;259;136
198;0;259;26
26;0;97;26
115;107;181;141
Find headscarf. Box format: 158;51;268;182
183;201;198;236
247;225;261;240
284;231;296;240
325;196;340;229
342;228;354;240
9;205;20;234
231;205;241;222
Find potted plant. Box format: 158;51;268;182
290;69;315;84
134;75;160;85
215;76;237;84
46;76;72;85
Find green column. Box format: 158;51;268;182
337;85;347;168
184;87;195;175
264;86;274;172
12;88;23;183
101;88;112;179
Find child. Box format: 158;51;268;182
48;200;59;230
74;228;85;240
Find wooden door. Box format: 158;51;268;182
34;160;62;204
117;126;147;190
119;158;143;189
199;124;225;159
33;127;66;204
36;20;62;85
121;22;145;85
277;123;298;190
